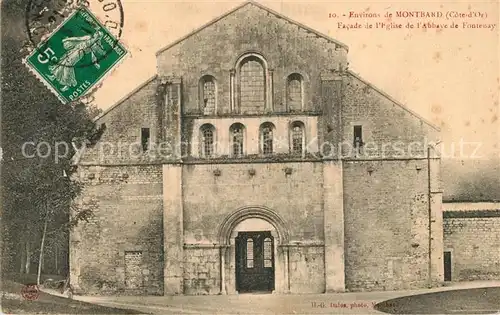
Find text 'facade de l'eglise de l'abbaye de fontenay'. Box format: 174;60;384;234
70;1;499;296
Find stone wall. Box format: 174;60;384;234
156;3;347;115
183;247;221;295
343;160;435;291
70;165;164;295
80;77;161;165
443;203;500;281
288;245;325;293
341;72;439;159
185;116;319;158
70;1;446;296
181;161;327;294
182;162;324;244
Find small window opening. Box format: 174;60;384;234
141;128;150;152
231;124;244;157
353;125;363;155
264;238;272;268
444;251;452;281
201;125;215;158
261;123;274;155
246;238;254;268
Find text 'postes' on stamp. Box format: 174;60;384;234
23;6;128;104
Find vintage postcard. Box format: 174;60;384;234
1;0;499;314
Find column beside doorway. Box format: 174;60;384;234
323;161;345;292
217;207;290;295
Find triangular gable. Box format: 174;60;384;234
93;75;158;122
347;70;440;131
155;0;349;56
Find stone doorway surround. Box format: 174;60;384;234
217;206;290;294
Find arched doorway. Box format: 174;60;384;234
218;206;289;294
234;219;275;293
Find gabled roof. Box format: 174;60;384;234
155;0;349;56
347;70;441;131
94;75;158;122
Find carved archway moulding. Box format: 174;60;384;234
217;206;290;245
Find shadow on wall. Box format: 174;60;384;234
442;158;500;201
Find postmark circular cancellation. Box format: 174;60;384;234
21;284;40;301
23;0;128;104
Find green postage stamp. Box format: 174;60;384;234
23;7;127;104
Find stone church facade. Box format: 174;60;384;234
70;1;445;295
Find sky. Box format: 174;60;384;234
90;0;499;160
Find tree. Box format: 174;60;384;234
1;1;103;281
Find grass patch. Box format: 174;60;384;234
1;279;146;314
